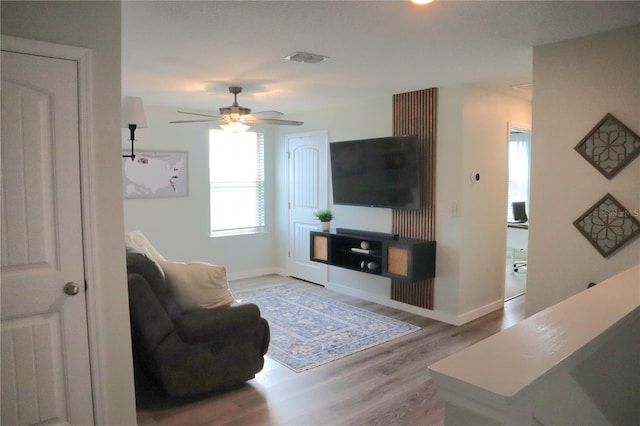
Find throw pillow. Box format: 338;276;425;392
125;230;166;262
158;260;236;311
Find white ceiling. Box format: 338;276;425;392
122;1;640;117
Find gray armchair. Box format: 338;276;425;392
125;243;270;397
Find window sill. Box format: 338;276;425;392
210;228;265;238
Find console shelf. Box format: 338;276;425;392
310;230;435;281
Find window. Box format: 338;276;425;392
506;129;531;221
209;130;265;236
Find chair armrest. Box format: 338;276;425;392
175;302;262;344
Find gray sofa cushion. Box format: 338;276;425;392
125;242;181;320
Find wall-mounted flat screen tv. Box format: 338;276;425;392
329;135;422;210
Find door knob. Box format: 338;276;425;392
64;282;80;296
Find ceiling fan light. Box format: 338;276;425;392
220;122;250;133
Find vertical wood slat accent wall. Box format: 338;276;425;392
391;88;437;310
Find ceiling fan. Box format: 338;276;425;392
170;86;303;131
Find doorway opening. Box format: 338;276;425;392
505;126;530;301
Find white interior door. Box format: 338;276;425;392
287;131;329;284
1;50;94;425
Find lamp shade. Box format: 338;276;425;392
121;96;148;128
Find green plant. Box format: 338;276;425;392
314;208;334;222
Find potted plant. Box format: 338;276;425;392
314;208;333;232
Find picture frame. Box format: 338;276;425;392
573;193;640;258
122;150;188;199
574;113;640;180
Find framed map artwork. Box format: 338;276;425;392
122;151;188;198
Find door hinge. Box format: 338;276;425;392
84;280;88;291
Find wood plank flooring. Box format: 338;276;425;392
135;275;525;426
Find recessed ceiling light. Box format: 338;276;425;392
411;0;434;5
284;51;329;64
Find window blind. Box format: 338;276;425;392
506;130;531;222
209;130;265;236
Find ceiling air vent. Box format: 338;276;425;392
284;51;329;64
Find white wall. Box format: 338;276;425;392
527;25;640;316
436;85;531;321
123;106;279;279
1;2;137;424
434;86;465;317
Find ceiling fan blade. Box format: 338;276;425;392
247;118;304;126
169;119;220;124
173;88;302;126
177;111;221;119
247;110;284;119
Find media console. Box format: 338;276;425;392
310;230;435;281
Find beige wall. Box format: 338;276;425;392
527;25;640;316
1;2;137;424
436;85;531;321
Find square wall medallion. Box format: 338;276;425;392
574;113;640;179
573;194;640;258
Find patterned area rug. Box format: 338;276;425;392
235;285;420;372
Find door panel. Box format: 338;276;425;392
287;131;328;284
1;314;66;425
1;50;94;425
1;82;58;272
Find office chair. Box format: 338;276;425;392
512;201;528;223
512;201;528;272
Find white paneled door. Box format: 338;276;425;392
287;131;329;284
1;49;94;424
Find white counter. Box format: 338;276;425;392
429;264;640;425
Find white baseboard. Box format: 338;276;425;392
324;281;457;324
227;267;281;281
325;281;503;326
455;299;505;325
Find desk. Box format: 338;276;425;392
507;223;528;271
507;222;528;248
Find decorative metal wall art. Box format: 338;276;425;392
574;113;640;179
573;193;640;258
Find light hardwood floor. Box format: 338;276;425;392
136;275;525;426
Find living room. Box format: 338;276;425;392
119;1;638;325
1;2;639;425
